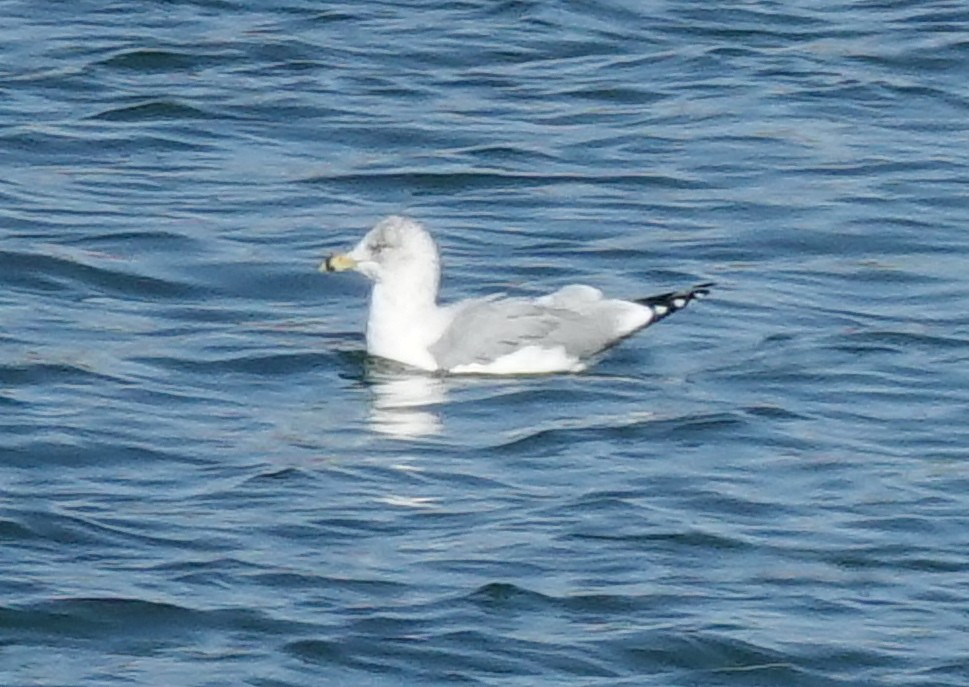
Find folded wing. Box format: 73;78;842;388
428;286;653;371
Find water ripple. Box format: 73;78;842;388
0;247;200;298
90;100;218;122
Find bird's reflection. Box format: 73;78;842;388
364;359;447;439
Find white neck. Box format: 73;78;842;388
366;276;443;371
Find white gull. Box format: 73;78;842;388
321;216;712;374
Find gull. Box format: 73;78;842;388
321;216;712;374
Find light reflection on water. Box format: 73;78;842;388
366;367;447;439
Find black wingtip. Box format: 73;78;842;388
635;282;714;324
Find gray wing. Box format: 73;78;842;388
428;296;626;370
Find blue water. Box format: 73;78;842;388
3;1;969;685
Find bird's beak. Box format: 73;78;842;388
320;253;357;273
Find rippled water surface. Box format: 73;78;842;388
3;1;969;685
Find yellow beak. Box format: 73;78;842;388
320;253;357;273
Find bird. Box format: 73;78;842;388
320;216;712;375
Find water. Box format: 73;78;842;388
3;1;969;685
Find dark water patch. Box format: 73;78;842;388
559;85;667;105
466;581;552;610
76;229;204;253
450;143;560;166
536;489;641;515
569;528;752;554
0;518;36;543
306;8;358;24
743;404;806;421
2;597;307;644
243;466;314;484
437;631;618;679
919;659;969;687
606;630;815;684
97;48;237;72
0;392;26;408
304;170;705;194
1;439;198;470
0;360;111;387
833;263;951;287
134;351;332;377
154;304;273;325
285;634;535;680
661;411;750;442
304;517;400;540
689;487;795;522
0;129;213;165
90;100;217;122
835;329;969;352
0;248;201;299
287;624;582;679
153;555;260;575
849;43;968;74
0;129;112;157
824;545;968;574
486;410;750;456
284;638;352;667
466;582;694;623
5;508;181;550
810;157;955;179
